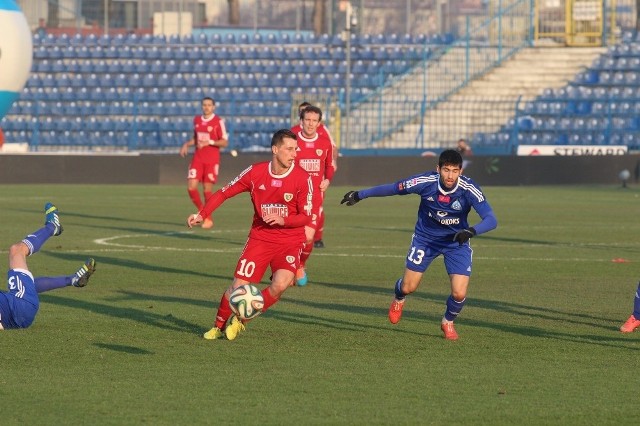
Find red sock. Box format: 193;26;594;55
261;287;279;312
300;242;313;265
203;190;214;220
214;293;232;329
188;188;203;210
315;211;325;241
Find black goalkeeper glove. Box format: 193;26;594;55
453;227;476;245
341;191;361;206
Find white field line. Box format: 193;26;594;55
1;231;624;262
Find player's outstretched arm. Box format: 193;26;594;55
341;191;360;206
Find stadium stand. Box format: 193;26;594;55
472;31;640;153
1;31;443;152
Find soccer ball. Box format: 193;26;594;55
229;284;264;320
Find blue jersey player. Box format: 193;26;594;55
620;282;640;333
341;149;497;340
0;203;96;330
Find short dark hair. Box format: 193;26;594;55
438;149;463;168
202;96;215;104
298;101;312;111
300;105;322;121
271;129;297;147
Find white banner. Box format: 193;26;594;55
516;145;628;156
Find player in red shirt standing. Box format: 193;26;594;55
187;129;315;340
180;97;228;229
292;105;334;286
291;102;339;249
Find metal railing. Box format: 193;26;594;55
341;0;534;150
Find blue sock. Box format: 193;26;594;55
394;278;406;300
444;295;466;322
633;282;640;319
34;275;73;293
21;224;55;256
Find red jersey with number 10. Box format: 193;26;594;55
199;161;314;244
193;114;227;163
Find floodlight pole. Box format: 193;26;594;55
343;1;355;149
103;0;109;35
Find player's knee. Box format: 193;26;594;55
451;290;467;301
9;242;29;257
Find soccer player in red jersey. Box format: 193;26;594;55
187;129;316;341
291;105;335;285
292;102;339;249
180;97;228;229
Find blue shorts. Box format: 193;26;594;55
0;269;40;329
404;234;473;276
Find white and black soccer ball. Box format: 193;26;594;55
229;284;264;320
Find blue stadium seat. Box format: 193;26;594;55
618;87;635;100
169;73;186;87
174;87;190;102
145;46;161;60
162;59;177;73
107;61;123;74
256;46;272;60
197;46;213;61
271;46;287;60
226;46;240;60
243;46;257;60
574;101;592;114
359;46;375;61
184;73;199;87
186;46;201;61
625;72;640;86
249;60;264;74
352;60;367;75
308;60;323;73
103;46;119;59
287;46;303;60
277;33;290;44
293;61;308;73
299;46;314;60
280;59;294;73
599;71;613;85
315;73;330;87
105;87;120;101
327;73;342;87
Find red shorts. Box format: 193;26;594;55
188;157;219;184
233;238;304;283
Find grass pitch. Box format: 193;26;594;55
0;184;639;425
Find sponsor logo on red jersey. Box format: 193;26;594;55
299;159;321;173
271;179;283;187
261;203;288;218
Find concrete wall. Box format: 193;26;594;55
1;153;639;186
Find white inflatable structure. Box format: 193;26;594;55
0;0;32;120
